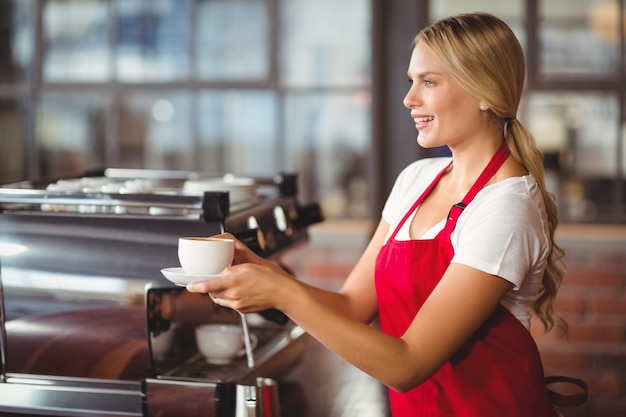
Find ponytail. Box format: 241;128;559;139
505;121;568;334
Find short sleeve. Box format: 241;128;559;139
451;178;550;289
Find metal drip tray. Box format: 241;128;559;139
155;325;306;383
147;287;307;384
143;287;306;417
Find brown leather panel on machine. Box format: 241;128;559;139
6;307;149;380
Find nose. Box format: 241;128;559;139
403;84;420;109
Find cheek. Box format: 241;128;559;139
427;90;456;114
437;94;476;121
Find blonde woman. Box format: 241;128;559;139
188;13;584;416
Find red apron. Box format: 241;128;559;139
375;144;558;416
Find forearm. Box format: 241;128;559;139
290;280;373;323
286;221;388;324
277;280;428;392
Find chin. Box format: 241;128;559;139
416;135;437;149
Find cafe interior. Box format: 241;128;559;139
0;0;624;416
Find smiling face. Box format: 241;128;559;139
403;42;486;150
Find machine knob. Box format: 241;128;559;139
233;228;265;254
273;206;288;232
295;203;324;227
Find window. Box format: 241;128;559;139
531;0;624;222
0;0;372;219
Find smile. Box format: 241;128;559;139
413;116;434;129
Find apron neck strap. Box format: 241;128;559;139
438;143;510;238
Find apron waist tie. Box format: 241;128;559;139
545;375;588;408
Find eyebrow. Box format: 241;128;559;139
407;71;442;79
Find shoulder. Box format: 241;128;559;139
458;175;549;239
453;175;551;282
467;175;547;222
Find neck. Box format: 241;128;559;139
447;140;504;185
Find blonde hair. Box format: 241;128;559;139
416;13;567;334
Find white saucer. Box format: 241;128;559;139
160;267;221;286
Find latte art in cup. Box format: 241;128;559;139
178;237;234;275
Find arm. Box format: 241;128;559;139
187;224;512;392
198;221;389;324
279;262;513;392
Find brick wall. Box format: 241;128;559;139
532;226;626;417
282;222;626;417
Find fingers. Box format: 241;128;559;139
186;281;237;310
208;232;261;264
185;267;243;301
186;281;218;293
208;293;221;305
208;294;243;312
185;263;280;314
186;274;226;293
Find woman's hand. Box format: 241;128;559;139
185;233;295;313
186;261;294;314
211;233;283;273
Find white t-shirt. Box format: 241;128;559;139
381;157;551;329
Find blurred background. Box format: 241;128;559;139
0;1;624;416
0;0;624;224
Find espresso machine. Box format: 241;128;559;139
0;169;322;416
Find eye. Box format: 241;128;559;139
424;80;435;88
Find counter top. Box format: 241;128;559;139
2;304;389;417
279;335;391;417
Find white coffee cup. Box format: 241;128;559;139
178;237;234;275
150;324;178;360
195;323;245;364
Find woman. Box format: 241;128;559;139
188;13;569;416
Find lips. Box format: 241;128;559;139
412;115;434;130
